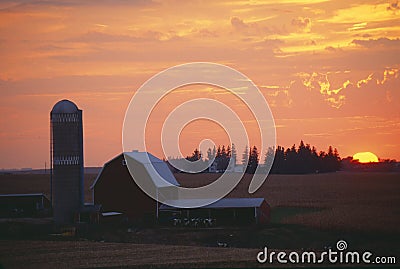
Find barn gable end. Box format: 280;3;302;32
91;154;157;221
91;151;180;222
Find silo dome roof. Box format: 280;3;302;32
51;99;79;113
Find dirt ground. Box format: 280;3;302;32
0;240;261;269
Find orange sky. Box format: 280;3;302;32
0;0;399;169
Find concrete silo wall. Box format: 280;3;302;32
52;164;82;223
51;102;84;224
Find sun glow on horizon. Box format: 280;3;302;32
353;152;379;163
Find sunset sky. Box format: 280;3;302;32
0;0;399;169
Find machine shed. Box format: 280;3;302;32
0;193;51;218
160;198;271;225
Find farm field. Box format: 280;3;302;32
0;172;399;268
176;172;400;233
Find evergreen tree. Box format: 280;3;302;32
186;148;201;162
218;145;226;171
311;146;319;172
333;148;341;171
226;145;231;158
231;143;237;166
206;147;212;162
272;146;285;174
247;146;259;174
242;145;249;170
285;145;297;174
264;147;275;172
217;146;221;157
186;140;342;174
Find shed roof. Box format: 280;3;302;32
0;193;46;198
102;212;123;217
159;198;265;210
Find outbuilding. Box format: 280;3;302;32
160;197;270;225
0;193;51;218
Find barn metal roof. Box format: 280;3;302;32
124;151;163;164
124;151;180;188
90;151;179;190
159;198;265;210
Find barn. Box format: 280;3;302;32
91;150;270;225
90;151;180;223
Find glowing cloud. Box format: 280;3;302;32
356;73;373;88
378;68;399;84
298;72;346;108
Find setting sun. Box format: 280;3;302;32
353;152;379;163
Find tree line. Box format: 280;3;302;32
267;141;340;174
168;140;341;174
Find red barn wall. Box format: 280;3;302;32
93;154;156;221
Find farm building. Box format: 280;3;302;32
159;198;270;225
50;99;84;224
92;150;270;225
90;151;180;222
0;193;51;218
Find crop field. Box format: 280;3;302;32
0;172;399;268
176;172;400;233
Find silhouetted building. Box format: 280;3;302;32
50;99;84;224
92;151;271;225
0;193;51;218
90;151;180;223
159;198;270;225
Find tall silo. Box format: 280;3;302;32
50;99;84;224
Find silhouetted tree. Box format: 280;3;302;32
231;143;237;165
206;148;212;162
184;140;341;175
270;146;285;174
333;148;341;171
266;141;341;174
246;146;259;174
285;144;297;174
242;145;249;169
186;148;201;162
263;146;275;172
